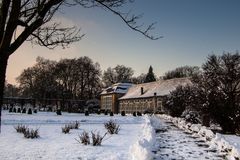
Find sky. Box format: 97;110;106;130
6;0;240;84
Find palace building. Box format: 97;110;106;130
100;83;133;113
100;78;191;114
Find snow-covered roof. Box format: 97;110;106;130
101;83;133;95
119;78;191;100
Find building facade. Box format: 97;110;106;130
100;83;133;113
119;78;191;114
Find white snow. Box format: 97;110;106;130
120;78;191;100
101;83;133;95
158;114;240;160
0;111;154;160
129;116;156;160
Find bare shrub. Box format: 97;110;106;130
91;131;107;146
75;131;90;145
23;128;39;139
104;120;120;134
62;125;71;134
14;124;28;133
70;121;80;129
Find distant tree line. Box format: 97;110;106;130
164;52;240;134
5;57;161;100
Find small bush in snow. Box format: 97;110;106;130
14;124;28;133
33;109;37;113
22;108;26;113
121;111;125;116
17;108;21;113
73;121;80;129
62;121;80;133
68;121;80;129
104;110;108;115
9;108;13;113
75;131;90;145
85;111;89;116
13;108;16;113
91;131;107;146
182;110;201;124
104;120;120;134
137;112;142;116
23;128;39;139
110;112;114;116
97;110;101;115
27;108;32;114
62;125;71;134
56;109;62;115
132;112;136;117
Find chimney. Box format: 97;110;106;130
141;87;144;95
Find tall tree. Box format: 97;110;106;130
4;82;20;97
0;0;160;132
192;53;240;133
102;65;134;86
17;57;58;99
144;65;156;83
163;66;200;80
131;73;146;84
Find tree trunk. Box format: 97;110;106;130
0;54;9;133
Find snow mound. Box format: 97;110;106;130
130;116;156;160
213;133;240;159
158;114;240;160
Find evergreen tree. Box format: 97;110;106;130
144;66;156;83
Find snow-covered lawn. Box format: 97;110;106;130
0;111;154;160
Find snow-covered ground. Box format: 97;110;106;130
2;111;240;160
0;111;154;160
158;114;240;160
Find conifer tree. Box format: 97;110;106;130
144;66;156;83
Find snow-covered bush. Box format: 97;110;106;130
133;112;136;117
163;86;192;117
33;109;37;113
85;110;89;116
104;120;120;134
72;121;80;129
62;121;80;133
68;121;80;129
56;109;62;115
110;112;114;116
22;108;26;113
13;107;16;113
62;125;71;134
121;111;126;116
9;107;13;113
14;124;28;133
23;128;39;139
137;112;142;116
97;110;101;115
27;108;32;114
17;108;21;113
91;131;107;146
75;131;90;145
181;110;201;124
104;110;108;115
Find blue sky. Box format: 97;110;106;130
7;0;240;84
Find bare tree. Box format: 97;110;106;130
102;65;134;86
0;0;160;132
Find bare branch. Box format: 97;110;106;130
28;23;84;49
95;0;162;40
